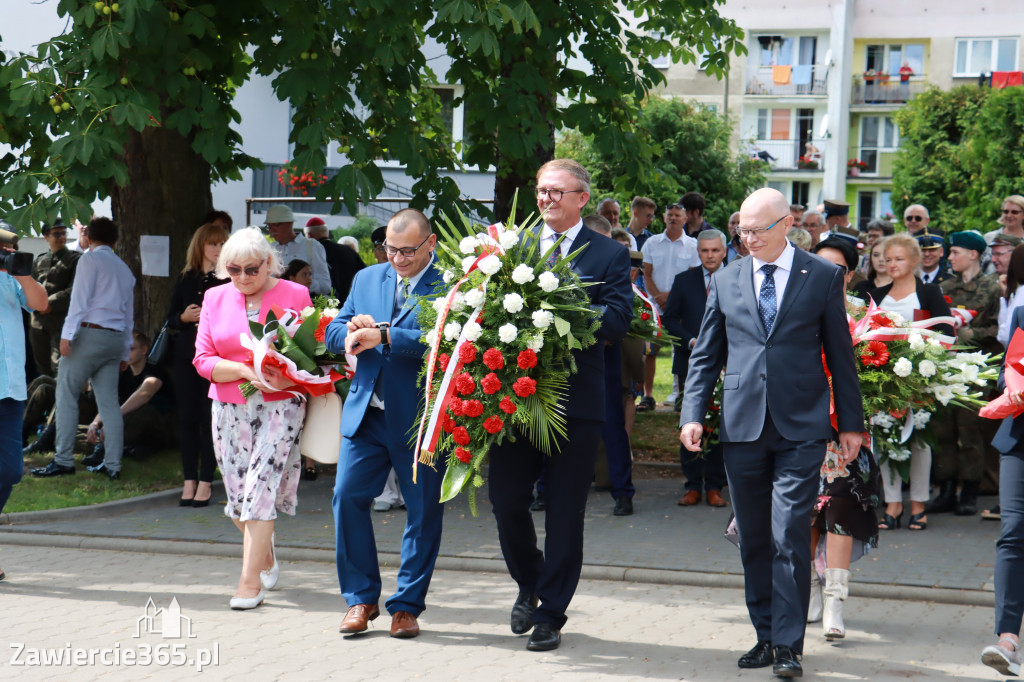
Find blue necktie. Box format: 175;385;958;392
545;237;561;268
392;277;409;321
759;264;778;334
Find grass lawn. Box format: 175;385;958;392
630;346;682;464
7;448;187;513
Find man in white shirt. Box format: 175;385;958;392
639;204;699;410
32;217;135;480
265;204;331;295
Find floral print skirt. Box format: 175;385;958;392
211;395;305;521
812;438;881;570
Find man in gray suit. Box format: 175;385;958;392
679;188;863;678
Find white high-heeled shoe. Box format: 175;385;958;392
260;533;279;591
229;589;265;610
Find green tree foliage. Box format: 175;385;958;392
557;96;766;229
964;87;1024;229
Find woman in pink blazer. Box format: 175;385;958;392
193;226;312;610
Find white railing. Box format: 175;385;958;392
745;138;828;171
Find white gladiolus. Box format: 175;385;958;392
527;334;544;351
889;446;912;462
444;322;462;341
465;288;487;308
462;256;477;273
477;254;502;276
463;320;483;342
907;332;925;351
532;310;554;329
503;293;525;313
498;323;518;344
538;271;559;292
300;306;316;319
893;357;913;377
918;359;936;378
459;236;479;254
932;385;955;405
512;264;535;284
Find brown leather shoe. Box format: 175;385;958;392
390;611;420;638
706;490;728;507
677;490;701;506
339;603;380;634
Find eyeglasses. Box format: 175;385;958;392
383;233;432;258
905;215;925;222
225;263;263;277
535;188;584;202
1003;209;1023;215
737;216;787;238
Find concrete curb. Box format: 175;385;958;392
0;531;994;608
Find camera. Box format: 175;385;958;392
0;227;33;276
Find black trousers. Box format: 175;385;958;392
173;352;217;482
488;418;600;629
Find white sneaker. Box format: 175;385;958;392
662;391;678;406
372;500;393;512
982;640;1021;676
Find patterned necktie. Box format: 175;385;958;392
759;264;778;334
545;237;561;268
393;277;410;320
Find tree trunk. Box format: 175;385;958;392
110;125;212;339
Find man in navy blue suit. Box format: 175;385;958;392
679;188;863;678
324;208;445;640
489;159;633;652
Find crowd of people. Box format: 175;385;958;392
3;173;1024;677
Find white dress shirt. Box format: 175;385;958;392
920;267;941;284
752;240;796;310
540;220;585;259
61;244;136;361
999;284;1024;347
275;234;331;295
641;230;700;311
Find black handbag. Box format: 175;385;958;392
148;322;171;365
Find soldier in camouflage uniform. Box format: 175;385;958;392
929;230;1002;516
29;220;80;376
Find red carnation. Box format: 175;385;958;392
513;376;537;398
860;340;890;367
455;447;472;463
483;348;505;370
452;426;471;446
640;312;651;321
481;372;502;395
517;349;538;370
499;396;517;414
438;353;450;372
458;343;478;365
442;413;456;433
483;415;504;434
462;399;484;418
449;396;465;417
455;372;476;395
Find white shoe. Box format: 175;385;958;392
822;568;849;640
662;391;678;406
982;639;1021;676
807;569;823;623
260;534;279;591
229;589;265;610
372;500;392;512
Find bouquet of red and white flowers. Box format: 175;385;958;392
239;294;345;398
628;285;679;346
415;203;602;513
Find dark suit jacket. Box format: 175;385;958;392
993;305;1024;453
663;266;710;376
868;279;954;336
318;237;365;305
680;248;864;442
527;226;633;420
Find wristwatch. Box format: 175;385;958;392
377;322;391;346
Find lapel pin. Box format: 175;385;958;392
800;269;807;274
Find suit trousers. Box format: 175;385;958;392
601;343;634;500
723;411;825;654
54;327;124;472
996;450;1024;636
332;407;445;617
0;398;25;513
489;418;601;629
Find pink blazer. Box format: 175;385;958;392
193;278;313;405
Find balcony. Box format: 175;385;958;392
846;148;899;178
851;75;928;105
746;138;828;172
745;65;828;97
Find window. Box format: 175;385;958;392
649;32;670;70
792;181;810;208
757;108;792;140
754;35;816;67
857;192;875;231
859;116;898;174
954;37;1019;77
865;43;925;76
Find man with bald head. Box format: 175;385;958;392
904;204;931;237
324;208;445;640
679;188;863;677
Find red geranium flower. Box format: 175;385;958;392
449;396;465;417
513;376;537;397
458;343;478;365
438;353;450;372
517;349;538;370
462;399;484;418
452;426;471;446
455;373;476;395
481;372;502;395
499;396;517;414
640;312;651;321
442;413;456;433
483;415;504;434
860;340;890;367
483;348;505;370
455;447;472;463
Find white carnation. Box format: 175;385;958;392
907;332;925;351
503;293;525;313
327;298;340;308
443;321;462;341
442;270;455;284
918;359;936;378
323;308;339;319
532;309;554;329
537;271;559;292
424;329;438;347
300;306;316;319
893;357;913;377
912;410;932;429
463;320;483;342
477;254;502;276
498;230;520;251
459;236;479;255
450;291;466;312
462;256;477;273
432;297;448;313
512;264;535;284
465;288;487;309
527;334;544;351
886;311;905;326
928;337;943;347
498;323;518;344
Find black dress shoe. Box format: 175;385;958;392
772;645;802;678
82;444;105;468
31;461;75;477
86;463;120;480
511;591;539;634
613;496;633;516
526;622;560;651
737;640;774;668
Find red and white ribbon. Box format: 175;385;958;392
632;283;663;335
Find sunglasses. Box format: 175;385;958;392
225;263;263;277
1003;209;1023;215
905;215;925;222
